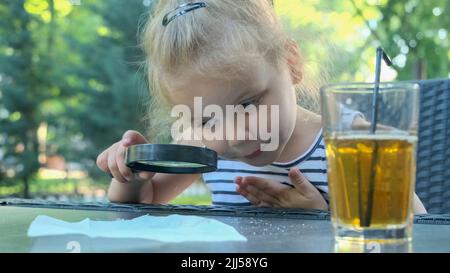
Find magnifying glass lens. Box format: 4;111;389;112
126;144;217;174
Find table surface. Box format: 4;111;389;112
1;199;450;253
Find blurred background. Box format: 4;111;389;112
0;0;448;205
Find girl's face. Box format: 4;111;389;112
163;57;298;166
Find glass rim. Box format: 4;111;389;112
320;81;420;94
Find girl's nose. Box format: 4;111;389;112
227;138;247;150
227;129;259;149
226;126;258;142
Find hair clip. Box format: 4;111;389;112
162;2;207;26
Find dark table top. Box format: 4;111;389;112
1;199;450;253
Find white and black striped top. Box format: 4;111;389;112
203;129;328;206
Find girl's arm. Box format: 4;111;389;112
107;173;201;204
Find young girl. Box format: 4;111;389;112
96;0;426;212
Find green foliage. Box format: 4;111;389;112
0;0;150;196
376;0;449;79
277;0;449;81
60;0;150;178
0;0;42;197
0;177;91;197
170;194;212;206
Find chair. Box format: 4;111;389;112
416;79;450;214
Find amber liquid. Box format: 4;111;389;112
325;134;416;229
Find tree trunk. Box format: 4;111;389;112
23;176;30;199
412;59;427;80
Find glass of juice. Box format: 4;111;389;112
321;82;419;243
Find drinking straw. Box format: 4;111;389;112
370;47;393;134
363;47;393;227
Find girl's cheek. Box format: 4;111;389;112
202;119;224;141
260;93;280;130
204;140;228;156
200;120;226;154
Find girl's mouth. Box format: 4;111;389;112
244;149;262;159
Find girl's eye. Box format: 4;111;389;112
202;118;211;126
240;94;263;108
240;101;254;108
202;117;218;127
240;98;260;108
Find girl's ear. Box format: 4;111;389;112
285;39;303;85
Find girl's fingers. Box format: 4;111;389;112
96;148;110;173
236;177;280;207
137;172;155;181
107;143;127;183
241;176;284;199
238;189;262;207
235;176;243;184
258;201;273;208
97;130;150;182
235;177;247;194
245;184;281;207
122;130;148;147
235;182;247;196
120;130;155;181
116;142;133;181
289;167;318;196
236;181;262;206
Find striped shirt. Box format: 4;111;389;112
203;130;328;206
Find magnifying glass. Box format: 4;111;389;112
125;144;218;174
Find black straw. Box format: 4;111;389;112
370;47;383;133
363;47;393;227
370;47;393;133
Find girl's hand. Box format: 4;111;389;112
235;167;328;210
96;130;155;183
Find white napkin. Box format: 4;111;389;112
27;214;247;242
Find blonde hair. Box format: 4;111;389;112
141;0;319;141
